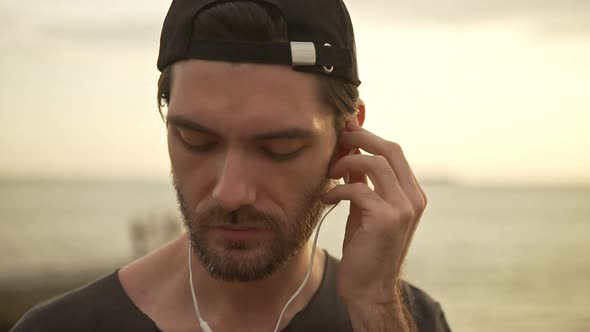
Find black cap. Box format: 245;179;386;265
157;0;360;86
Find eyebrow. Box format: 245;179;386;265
253;128;315;141
166;115;316;141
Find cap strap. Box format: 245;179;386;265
187;40;351;67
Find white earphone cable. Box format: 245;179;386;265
188;202;340;332
271;202;338;332
188;244;213;332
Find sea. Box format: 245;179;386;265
0;178;589;332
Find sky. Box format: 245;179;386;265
0;0;589;185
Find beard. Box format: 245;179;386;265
174;175;332;282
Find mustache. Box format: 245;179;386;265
192;205;280;230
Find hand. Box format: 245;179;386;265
321;122;427;329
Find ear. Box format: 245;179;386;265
340;98;366;129
330;98;366;167
355;98;366;127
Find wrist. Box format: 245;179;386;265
341;280;414;332
347;299;409;332
340;279;403;310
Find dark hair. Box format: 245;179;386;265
157;1;359;131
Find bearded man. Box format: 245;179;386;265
12;1;451;331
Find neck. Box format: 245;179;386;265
187;235;325;327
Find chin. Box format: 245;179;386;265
195;238;296;282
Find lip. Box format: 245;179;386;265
213;226;264;241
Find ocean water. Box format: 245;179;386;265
1;179;589;331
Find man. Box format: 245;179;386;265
13;0;451;331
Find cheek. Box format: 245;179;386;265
168;136;193;178
168;140;217;206
258;153;331;215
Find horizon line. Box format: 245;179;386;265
1;174;589;190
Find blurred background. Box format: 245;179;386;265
1;0;589;331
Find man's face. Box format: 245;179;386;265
167;60;338;282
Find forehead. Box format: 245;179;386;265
168;60;331;134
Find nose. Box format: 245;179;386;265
211;150;257;211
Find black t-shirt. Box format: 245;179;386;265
12;254;451;331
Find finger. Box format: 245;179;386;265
398;171;427;261
344;123;426;254
342;123;365;185
328;153;402;203
322;183;388;247
321;182;384;208
344;123;428;211
346;148;367;185
323;183;413;250
382;154;425;264
339;130;426;211
341;126;427;264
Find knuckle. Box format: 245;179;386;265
380;207;412;232
397;205;415;221
387;141;403;154
375;154;388;164
385;141;404;163
417;201;426;213
412;195;427;212
373;155;391;170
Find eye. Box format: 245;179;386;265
175;127;217;151
261;141;305;160
262;149;301;160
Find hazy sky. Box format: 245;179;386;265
1;0;589;185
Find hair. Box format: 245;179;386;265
157;1;359;131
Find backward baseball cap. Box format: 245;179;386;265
157;0;361;86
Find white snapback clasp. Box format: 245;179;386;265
290;42;316;66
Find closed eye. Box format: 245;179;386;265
175;127;217;151
261;140;307;160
